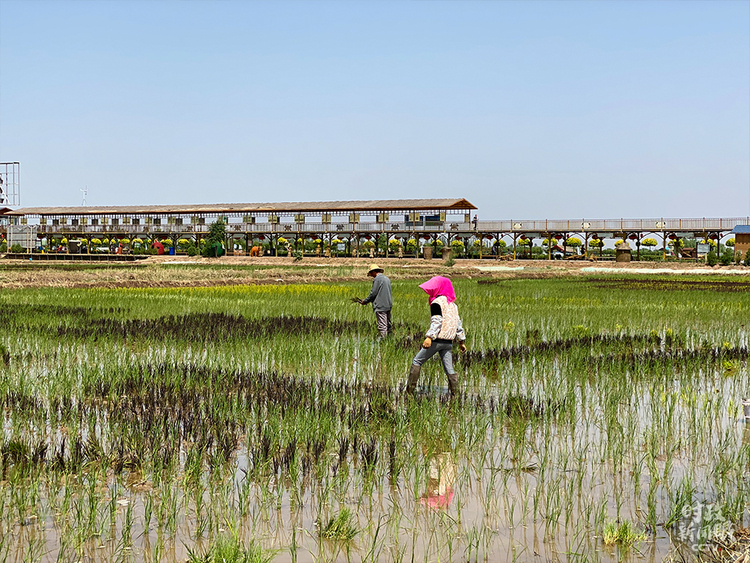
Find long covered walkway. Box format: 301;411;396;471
0;198;746;258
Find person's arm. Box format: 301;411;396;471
456;315;467;352
455;316;466;341
361;276;380;305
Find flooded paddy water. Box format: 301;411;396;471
0;273;748;562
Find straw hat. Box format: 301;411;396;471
368;264;383;274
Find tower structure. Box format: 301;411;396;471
0;162;20;207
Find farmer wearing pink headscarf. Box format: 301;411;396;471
406;276;466;396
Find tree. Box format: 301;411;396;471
565;237;582;247
377;234;388;254
202;220;226;257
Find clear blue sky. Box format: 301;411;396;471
0;0;748;220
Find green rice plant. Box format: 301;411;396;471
186;533;274;563
666;476;695;528
602;519;645;547
317;507;359;541
0;343;9;367
0;272;748;560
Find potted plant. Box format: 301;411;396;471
406;238;417;256
450;239;465;259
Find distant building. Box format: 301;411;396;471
732;225;750;254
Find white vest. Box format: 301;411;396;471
433;295;460;340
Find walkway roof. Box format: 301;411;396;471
2;198;476;217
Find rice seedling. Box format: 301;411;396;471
317;508;359;541
186;533;275;563
602;519;645;547
0;272;747;561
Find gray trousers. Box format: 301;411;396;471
375;310;392;338
412;340;455;375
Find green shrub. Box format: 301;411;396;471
719;249;733;266
745;249;750;266
202;221;226;258
706;251;718;266
10;243;24;253
0;242;6;253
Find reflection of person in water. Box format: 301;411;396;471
420;452;456;509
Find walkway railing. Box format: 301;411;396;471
3;216;748;239
476;217;750;233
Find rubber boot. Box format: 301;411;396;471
447;372;459;397
406;364;421;395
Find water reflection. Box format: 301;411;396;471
420;452;456;509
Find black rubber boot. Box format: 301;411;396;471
406;364;421;395
447;372;459;397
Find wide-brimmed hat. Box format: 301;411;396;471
368;264;383;274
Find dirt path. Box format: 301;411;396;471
0;254;748;289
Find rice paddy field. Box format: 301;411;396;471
1;271;749;563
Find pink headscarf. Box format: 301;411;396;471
419;276;456;304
